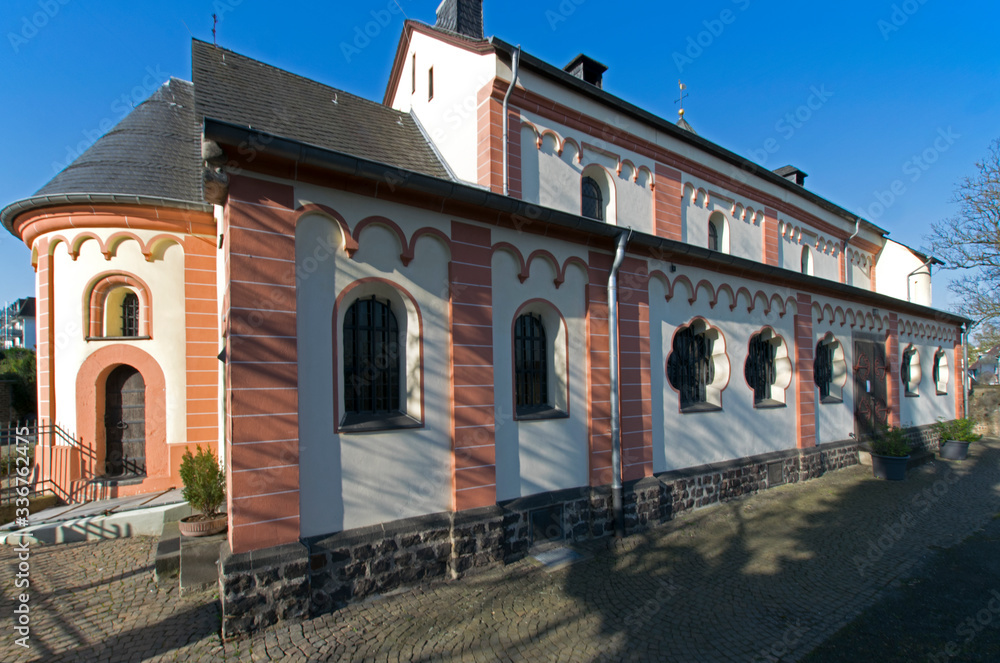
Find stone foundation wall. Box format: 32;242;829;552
220;437;866;638
901;422;941;453
971;385;1000;436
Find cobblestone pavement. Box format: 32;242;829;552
2;439;1000;662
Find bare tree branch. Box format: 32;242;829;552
927;138;1000;325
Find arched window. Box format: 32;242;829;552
801;246;813;275
121;293;140;338
343;296;401;423
667;319;728;412
707;211;729;254
814;334;846;403
708;220;719;251
581;176;604;221
745;328;792;407
933;349;949;395
514;313;548;413
902;345;920;396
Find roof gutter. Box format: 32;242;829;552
1;193;212;238
201;118;970;327
502;46;521;197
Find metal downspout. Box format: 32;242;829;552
844;217;861;285
502;47;521;197
963;323;970;419
608;229;631;538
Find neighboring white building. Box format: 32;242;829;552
0;0;970;638
1;298;36;350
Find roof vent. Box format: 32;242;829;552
564;54;608;89
774;165;808;186
435;0;484;40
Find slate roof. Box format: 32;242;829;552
35;79;202;204
191;39;450;180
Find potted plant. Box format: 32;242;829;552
177;445;227;537
934;417;981;461
868;425;911;481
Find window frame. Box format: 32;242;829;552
933;348;949;395
335;281;424;434
581;176;604;221
814;333;846;404
666;318;729;413
511;301;570;422
744;327;792;408
901;344;921;397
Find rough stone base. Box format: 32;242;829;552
220;437;870;638
971;385;1000;436
219;541;310;640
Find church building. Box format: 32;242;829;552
0;0;968;636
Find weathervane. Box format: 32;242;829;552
675;80;689;119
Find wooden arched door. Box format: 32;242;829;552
104;365;146;476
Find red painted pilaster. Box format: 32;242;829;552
886;313;901;427
450;221;496;511
226;175;300;554
654;164;683;241
587;251;613;486
476;82;504;194
617;257;653;480
794;293;816;449
763;207;780;266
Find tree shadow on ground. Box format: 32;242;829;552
559;439;1000;662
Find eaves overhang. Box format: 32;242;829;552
203;117;970;327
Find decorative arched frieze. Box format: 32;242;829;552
294;203;359;256
403;227;452;266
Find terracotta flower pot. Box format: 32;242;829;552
178;513;228;537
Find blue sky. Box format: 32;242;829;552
1;0;997;312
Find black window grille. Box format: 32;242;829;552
515;314;548;412
667;325;715;409
344;297;401;419
746;333;777;404
708;220;719;251
121;292;140;337
902;346;916;393
814;341;834;400
581;176;604;221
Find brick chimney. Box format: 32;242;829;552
564;54;608;89
435;0;484;40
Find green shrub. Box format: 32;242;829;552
179;446;225;518
934;417;982;444
869;425;911;457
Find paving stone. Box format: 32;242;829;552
2;440;1000;661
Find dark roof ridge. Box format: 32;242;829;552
191;38;403;117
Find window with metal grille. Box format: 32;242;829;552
121;292;140;338
514;314;548;413
343;296;401;422
902;346;917;395
814;340;834;400
581;176;603;221
933;350;948;394
667;324;715;409
708;220;719;251
746;333;777;404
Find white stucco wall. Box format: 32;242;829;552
47;229;188;444
294;184;454;538
876;240;932;305
489;231;590;501
388;30;498;184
